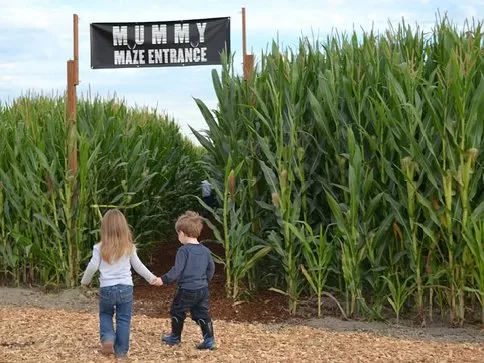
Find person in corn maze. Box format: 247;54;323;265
81;209;162;362
200;179;218;214
159;210;217;350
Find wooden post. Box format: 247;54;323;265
67;60;77;176
73;14;79;86
242;7;248;80
67;14;79;177
242;7;253;81
66;14;79;287
242;7;247;59
244;54;254;81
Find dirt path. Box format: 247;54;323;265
1;287;484;362
1;306;483;363
1;239;483;361
1;287;483;343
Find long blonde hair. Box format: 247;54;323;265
99;209;135;263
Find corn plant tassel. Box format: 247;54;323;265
228;169;236;201
280;170;288;187
272;192;280;208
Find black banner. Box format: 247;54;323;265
90;17;230;69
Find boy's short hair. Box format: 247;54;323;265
175;211;203;238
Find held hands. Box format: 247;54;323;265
154;277;163;286
151;276;163;286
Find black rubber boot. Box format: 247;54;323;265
162;317;184;345
196;319;216;350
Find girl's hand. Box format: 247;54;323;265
151;276;163;286
154;277;163;286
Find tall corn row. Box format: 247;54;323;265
0;95;203;287
197;15;484;324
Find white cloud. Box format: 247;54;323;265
0;63;17;70
0;3;72;30
114;93;218;143
1;0;483;142
0;1;450;35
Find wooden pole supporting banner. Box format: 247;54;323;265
241;7;253;81
73;14;79;86
67;14;79;177
244;54;254;81
66;14;79;287
242;7;247;59
67;60;77;176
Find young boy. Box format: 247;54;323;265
160;211;216;350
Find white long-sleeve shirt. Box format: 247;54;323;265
81;243;156;287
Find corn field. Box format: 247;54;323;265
193;16;484;326
0;95;203;288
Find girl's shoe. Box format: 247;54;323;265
100;341;114;355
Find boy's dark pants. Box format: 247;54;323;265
170;286;213;339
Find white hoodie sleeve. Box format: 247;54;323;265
80;244;101;285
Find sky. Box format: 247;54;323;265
0;0;482;142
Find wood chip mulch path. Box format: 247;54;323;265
1;307;483;362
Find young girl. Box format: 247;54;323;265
81;209;161;362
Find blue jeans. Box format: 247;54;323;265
99;284;133;357
170;286;211;323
